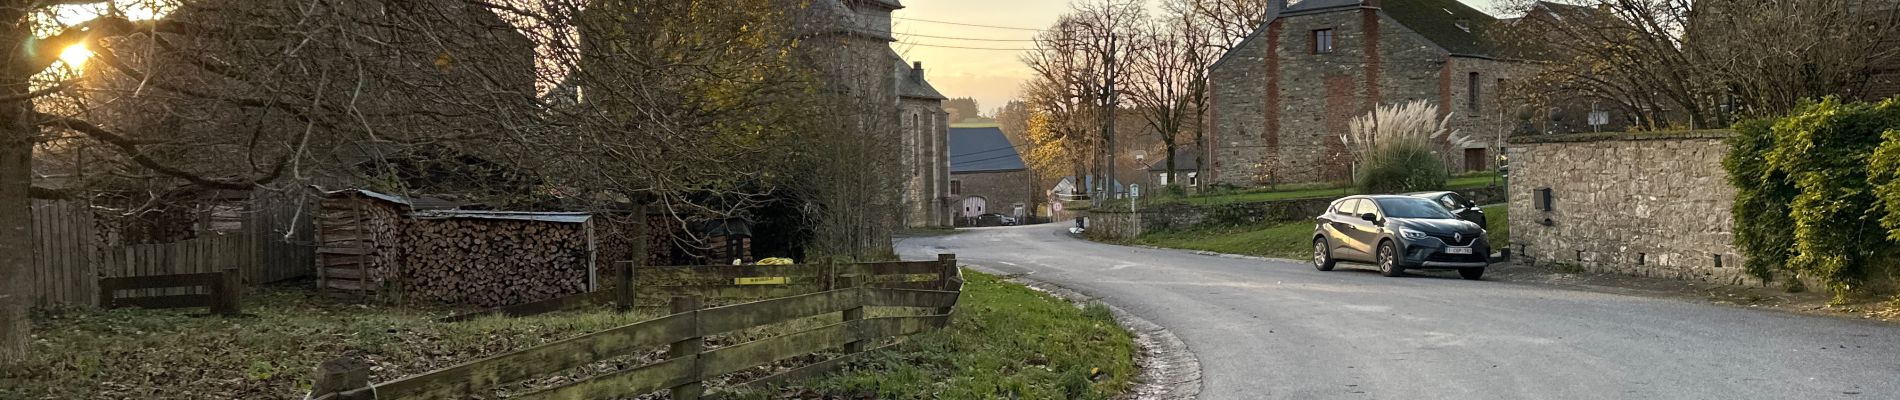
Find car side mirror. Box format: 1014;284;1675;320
1359;213;1379;222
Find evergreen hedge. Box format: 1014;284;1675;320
1726;98;1900;301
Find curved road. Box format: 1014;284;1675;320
896;224;1900;400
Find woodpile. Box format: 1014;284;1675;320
400;217;591;307
316;189;597;308
316;195;405;298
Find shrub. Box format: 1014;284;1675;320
1725;118;1798;282
1873;127;1900;242
1728;97;1900;301
1353;140;1448;194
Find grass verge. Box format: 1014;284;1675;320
731;271;1138;400
0;285;659;399
1131;204;1511;260
1135;171;1502;207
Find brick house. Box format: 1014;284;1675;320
948;127;1035;226
1206;0;1515;187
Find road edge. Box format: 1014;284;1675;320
962;263;1203;400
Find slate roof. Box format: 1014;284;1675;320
949;127;1026;173
1145;149;1201;171
893;50;947;100
1381;0;1501;57
1213;0;1504;70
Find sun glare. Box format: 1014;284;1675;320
58;45;93;68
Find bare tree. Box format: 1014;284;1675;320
1131;1;1225;191
0;0;837;361
1498;0;1900;130
1184;0;1269;51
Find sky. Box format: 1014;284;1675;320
897;0;1503;116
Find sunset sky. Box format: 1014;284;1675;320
896;0;1505;116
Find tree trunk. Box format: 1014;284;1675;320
1;1;36;363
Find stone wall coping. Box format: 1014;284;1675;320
1507;129;1735;145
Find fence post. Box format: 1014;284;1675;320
214;268;241;316
935;254;957;290
934;254;957;327
840;276;865;354
308;357;375;400
623;203;648;312
668;296;704;400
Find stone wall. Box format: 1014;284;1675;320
1506;131;1755;285
950;169;1035;222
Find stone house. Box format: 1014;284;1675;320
793;0;954;228
1206;0;1515;187
948;127;1035;225
1146;149;1202;189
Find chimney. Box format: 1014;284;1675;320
912;61;925;81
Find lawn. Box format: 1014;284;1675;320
1136;172;1503;207
733;271;1138;400
1134;220;1318;259
1131;203;1513;261
0;286;660;399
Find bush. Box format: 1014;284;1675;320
1725;118;1799;282
1728;97;1900;301
1353;140;1448;194
1874;127;1900;242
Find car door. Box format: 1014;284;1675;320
1336;199;1377;260
1319;199;1359;259
1346;199;1384;256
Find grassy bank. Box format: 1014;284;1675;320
736;271;1138;400
1132;204;1510;260
1;287;658;399
1132;172;1503;207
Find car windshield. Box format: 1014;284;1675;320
1375;198;1458;219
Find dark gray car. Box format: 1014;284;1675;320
1312;195;1491;280
1405;191;1486;227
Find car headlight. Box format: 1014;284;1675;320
1400;229;1429;240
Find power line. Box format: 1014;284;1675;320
951;152;1028;166
894;32;1038;42
893;17;1045;32
952;141;1035;160
899;42;1036;51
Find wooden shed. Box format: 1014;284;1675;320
317;189;596;307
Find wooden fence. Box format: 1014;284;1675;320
442;254;960;322
28;200;98;307
25;197;317;307
315;256;965;400
98;269;243;315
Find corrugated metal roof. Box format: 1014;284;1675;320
322;188;464;210
409;210;593;224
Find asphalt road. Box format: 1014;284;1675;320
895;224;1900;400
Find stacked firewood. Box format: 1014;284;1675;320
316;198;404;296
400;218;591;307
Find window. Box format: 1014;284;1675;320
1468;72;1482;112
950;180;961;195
1313;29;1335;54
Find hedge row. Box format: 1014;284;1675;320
1725;98;1900;301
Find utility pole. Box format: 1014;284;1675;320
1102;32;1120;202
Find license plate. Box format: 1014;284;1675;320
1446;247;1474;255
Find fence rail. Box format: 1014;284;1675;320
315;255;965;400
97;269;242;315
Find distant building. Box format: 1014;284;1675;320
1051;176;1125;201
1146;149;1201;189
948;127;1034;225
1207;0;1515;187
791;0;953;228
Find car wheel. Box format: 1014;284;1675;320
1313;237;1337;271
1377;241;1405;277
1459;268;1486;280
